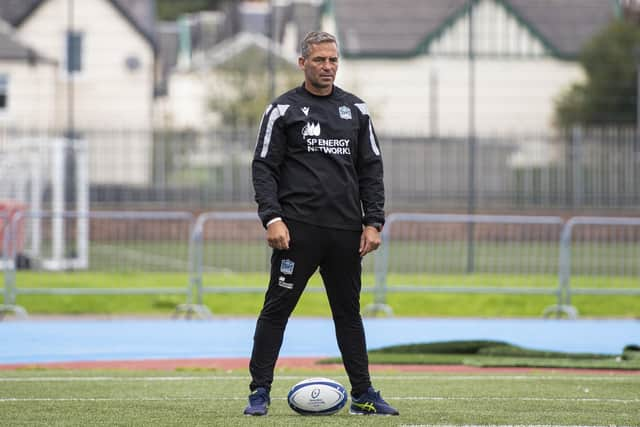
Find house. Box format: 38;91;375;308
157;2;310;131
0;0;157;185
327;0;617;136
160;0;615;137
0;29;57;130
166;31;299;130
0;30;57;205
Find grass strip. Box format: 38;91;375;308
319;340;640;370
463;357;640;370
5;272;640;317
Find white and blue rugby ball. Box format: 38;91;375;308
287;377;347;416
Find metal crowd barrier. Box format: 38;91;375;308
183;211;380;318
559;216;640;316
182;211;314;318
178;211;264;318
1;211;26;318
1;210;194;318
2;211;639;319
366;213;569;317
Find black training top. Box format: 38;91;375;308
252;84;385;231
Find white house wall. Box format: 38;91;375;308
334;0;585;137
165;71;208;129
15;0;155;185
337;56;584;137
0;61;57;129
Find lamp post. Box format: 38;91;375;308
67;0;75;138
267;0;276;101
636;47;640;140
635;46;640;203
466;0;476;273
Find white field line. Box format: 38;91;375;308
0;396;637;404
398;425;627;427
0;375;637;382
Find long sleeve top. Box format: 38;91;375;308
252;84;385;231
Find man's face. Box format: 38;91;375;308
299;42;338;94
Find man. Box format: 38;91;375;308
244;31;398;417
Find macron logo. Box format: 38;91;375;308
302;121;321;138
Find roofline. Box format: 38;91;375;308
195;31;299;70
0;54;57;65
335;0;587;61
341;51;575;61
495;0;565;58
10;2;42;27
498;0;619;60
107;0;158;53
12;0;157;54
0;34;58;65
415;0;475;57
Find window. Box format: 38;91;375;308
66;31;83;74
0;75;8;110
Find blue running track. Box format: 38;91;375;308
1;318;638;364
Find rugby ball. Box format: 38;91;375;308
287;377;347;415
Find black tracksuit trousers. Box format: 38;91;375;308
248;219;372;397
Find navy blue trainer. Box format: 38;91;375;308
243;387;270;416
350;387;399;416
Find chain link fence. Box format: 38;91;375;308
2;127;637;212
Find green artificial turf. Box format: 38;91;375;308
3;272;639;317
0;370;638;426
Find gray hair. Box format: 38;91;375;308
300;31;338;58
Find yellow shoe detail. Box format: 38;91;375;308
352;401;377;413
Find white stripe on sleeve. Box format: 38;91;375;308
354;102;369;115
260;104;290;158
355;103;380;156
255;104;273;151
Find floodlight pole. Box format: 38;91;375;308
636;47;640;203
466;0;477;273
67;0;75;138
267;0;276;101
636;47;640;141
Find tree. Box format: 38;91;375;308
554;20;640;128
208;45;300;129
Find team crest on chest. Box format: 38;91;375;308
338;105;352;120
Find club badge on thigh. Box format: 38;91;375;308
280;259;295;275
